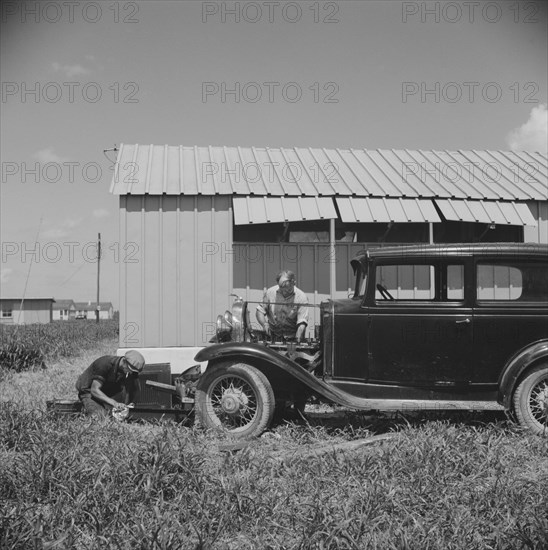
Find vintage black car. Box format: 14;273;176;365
193;243;548;438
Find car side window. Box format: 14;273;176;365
375;264;435;300
477;262;548;302
446;264;464;300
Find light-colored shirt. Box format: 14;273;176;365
257;285;308;338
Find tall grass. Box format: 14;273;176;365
0;335;118;409
1;326;547;549
0;320;118;373
1;405;547;549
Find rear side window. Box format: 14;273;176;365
477;263;548;302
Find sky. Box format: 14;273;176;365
1;0;547;309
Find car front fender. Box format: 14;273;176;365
194;342;359;408
498;339;548;408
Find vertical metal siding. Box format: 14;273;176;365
144;196;161;347
197;197;217;343
160;197;178;346
119;196;144;348
119;195;233;348
523;201;548;244
233;243;366;334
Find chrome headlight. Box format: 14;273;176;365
216;311;233;342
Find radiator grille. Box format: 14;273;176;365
134;363;172;408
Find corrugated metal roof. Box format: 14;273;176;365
434;199;537;226
233;197;337;225
110;144;547;201
336;197;441;223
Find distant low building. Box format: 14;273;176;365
52;299;76;321
74;301;114;320
0;298;55;325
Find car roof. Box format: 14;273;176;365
352;243;548;265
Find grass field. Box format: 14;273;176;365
0;319;119;375
1;324;547;549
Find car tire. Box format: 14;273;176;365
195;362;275;438
513;364;548;435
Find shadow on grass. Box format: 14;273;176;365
274;403;514;438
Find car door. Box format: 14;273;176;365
329;300;369;380
367;259;474;388
472;257;548;384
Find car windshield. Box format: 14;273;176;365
354;265;368;298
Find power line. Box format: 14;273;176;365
17;217;42;325
60;260;88;286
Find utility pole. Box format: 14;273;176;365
96;233;101;324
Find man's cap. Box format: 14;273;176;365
124;350;145;373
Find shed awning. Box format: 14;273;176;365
335;197;442;223
233;197;337;225
434;199;537;226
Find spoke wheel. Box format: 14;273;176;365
513;364;548;436
196;362;275;438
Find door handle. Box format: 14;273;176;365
456;318;471;324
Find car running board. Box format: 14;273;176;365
331;399;505;412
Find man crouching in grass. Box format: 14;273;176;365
76;350;145;417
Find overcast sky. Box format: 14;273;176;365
1;0;547;308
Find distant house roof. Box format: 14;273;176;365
110;144;547;201
74;302;113;311
53;299;75;310
0;297;55;302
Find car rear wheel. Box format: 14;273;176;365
195;362;275;438
513;364;548;435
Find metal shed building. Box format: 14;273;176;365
110;144;547;370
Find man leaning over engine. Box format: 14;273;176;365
256;270;309;342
